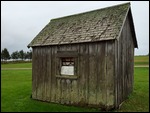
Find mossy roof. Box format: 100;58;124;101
28;2;137;47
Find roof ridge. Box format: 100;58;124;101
51;2;130;21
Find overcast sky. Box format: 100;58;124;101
1;1;149;55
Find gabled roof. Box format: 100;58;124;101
28;2;138;48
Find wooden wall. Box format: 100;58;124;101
114;13;134;108
32;40;115;109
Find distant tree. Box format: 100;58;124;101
24;52;27;60
11;51;19;61
1;51;4;61
29;50;32;60
19;50;24;60
25;50;32;61
1;48;10;61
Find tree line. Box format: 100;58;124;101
1;48;32;61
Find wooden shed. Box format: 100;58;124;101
28;2;138;110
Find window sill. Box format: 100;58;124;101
56;75;78;79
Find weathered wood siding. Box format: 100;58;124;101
32;41;115;109
114;13;134;108
31;13;135;109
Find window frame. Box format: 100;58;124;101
56;51;78;79
61;57;75;75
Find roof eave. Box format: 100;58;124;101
116;4;130;41
116;5;138;48
128;8;138;48
28;38;116;47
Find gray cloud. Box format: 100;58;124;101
1;1;149;55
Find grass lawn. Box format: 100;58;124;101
1;63;32;68
134;55;149;65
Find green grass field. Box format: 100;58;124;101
1;62;32;68
1;56;149;112
134;55;149;65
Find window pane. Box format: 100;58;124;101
62;62;66;66
65;58;70;61
70;62;74;65
70;58;74;62
61;66;74;75
61;57;74;66
65;62;69;66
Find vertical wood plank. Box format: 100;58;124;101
38;47;43;100
78;43;86;105
44;47;49;101
85;43;89;104
88;43;97;104
114;40;118;108
50;46;54;102
66;79;71;104
46;47;51;101
106;41;115;107
43;47;46;101
61;79;66;104
105;42;108;106
36;47;40;100
41;47;44;101
124;25;126;99
118;33;123;105
56;78;61;103
34;48;37;99
55;46;60;103
32;48;36;99
63;79;67;104
96;42;106;106
51;46;56;102
71;80;78;104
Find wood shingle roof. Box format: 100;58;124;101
28;2;137;47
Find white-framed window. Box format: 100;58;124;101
61;57;75;75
